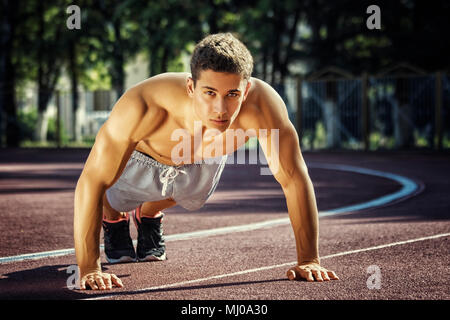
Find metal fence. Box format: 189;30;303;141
56;90;117;141
294;69;449;150
11;68;450;150
298;78;364;150
443;74;450;147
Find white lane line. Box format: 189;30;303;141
0;218;290;264
84;232;450;300
0;163;421;264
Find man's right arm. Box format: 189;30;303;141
74;87;150;290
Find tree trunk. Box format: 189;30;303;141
112;54;125;99
35;0;45;142
280;7;300;83
323;82;340;148
34;1;61;142
35;86;53;142
394;78;414;148
161;46;169;73
148;30;163;77
262;46;268;82
69;41;81;142
270;4;285;87
112;22;125;98
149;49;156;77
35;109;49;143
0;0;20;147
207;0;219;34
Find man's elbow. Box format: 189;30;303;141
276;164;310;190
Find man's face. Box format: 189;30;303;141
187;69;251;132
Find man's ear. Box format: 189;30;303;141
187;77;195;97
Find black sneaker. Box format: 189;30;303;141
102;214;137;264
132;206;167;261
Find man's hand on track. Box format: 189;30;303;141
80;271;123;290
287;263;339;282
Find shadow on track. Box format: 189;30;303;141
0;264;130;300
76;277;291;300
0;263;289;300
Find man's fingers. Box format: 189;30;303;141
94;275;107;290
86;278;98;290
311;270;323;282
80;279;87;290
287;269;297;280
110;274;124;288
321;270;330;281
287;266;338;282
80;273;123;290
288;267;314;281
327;270;339;280
304;269;315;282
104;274;113;290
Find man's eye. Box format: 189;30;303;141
206;91;216;96
227;93;238;97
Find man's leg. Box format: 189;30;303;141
101;192;136;263
139;198;177;218
133;198;176;261
103;192;177;219
102;192;127;220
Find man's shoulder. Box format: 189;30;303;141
134;72;190;93
247;76;285;104
131;72;190;109
244;77;290;129
246;77;283;106
248;76;273;92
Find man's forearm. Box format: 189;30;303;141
74;174;104;276
282;172;320;265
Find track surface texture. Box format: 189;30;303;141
0;148;449;300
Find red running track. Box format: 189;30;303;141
0;148;448;300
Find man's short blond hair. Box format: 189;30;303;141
190;33;253;84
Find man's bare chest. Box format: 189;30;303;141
136;118;255;166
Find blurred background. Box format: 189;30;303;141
1;0;449;151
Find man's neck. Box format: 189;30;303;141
183;100;205;137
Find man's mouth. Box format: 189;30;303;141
210;119;228;125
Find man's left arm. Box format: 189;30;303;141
255;81;339;282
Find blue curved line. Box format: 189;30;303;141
308;163;421;217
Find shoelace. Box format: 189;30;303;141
159;166;187;197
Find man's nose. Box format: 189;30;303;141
213;98;227;114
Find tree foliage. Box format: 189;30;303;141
1;0;449;146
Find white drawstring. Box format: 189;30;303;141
159;167;187;197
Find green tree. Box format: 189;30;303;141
86;0;141;98
20;1;68;142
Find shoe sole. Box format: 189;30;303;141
106;255;137;264
138;252;167;262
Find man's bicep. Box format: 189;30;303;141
255;82;307;187
82;125;136;188
259;122;306;188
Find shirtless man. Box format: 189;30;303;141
74;33;339;290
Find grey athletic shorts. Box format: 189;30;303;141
106;150;227;212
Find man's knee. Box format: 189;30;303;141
102;192;123;220
140;198;176;217
102;192;114;210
